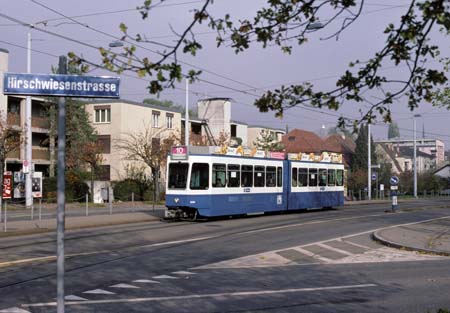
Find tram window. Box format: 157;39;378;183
336;169;344;186
319;168;327;186
190;163;209;190
254;166;265;187
277;167;283;187
227;164;240;187
212;163;226;187
298;168;308;187
241;165;253;187
266;166;276;187
309;168;318;186
328;169;336;186
291;168;298;187
168;163;189;189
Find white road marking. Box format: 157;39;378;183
339;238;372;250
83;289;115;295
133;279;160;284
110;284;139;289
316;243;354;256
293;247;332;263
0;308;31;313
64;295;88;301
152;275;178;279
172;271;196;275
23;284;377;307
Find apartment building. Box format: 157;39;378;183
374;138;445;173
85;100;182;182
0;48;51;175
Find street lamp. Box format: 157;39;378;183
109;40;124;48
413;114;421;198
368;123;371;200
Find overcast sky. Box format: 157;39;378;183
1;0;449;148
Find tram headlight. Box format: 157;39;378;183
174;197;180;204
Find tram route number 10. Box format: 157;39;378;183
171;146;188;160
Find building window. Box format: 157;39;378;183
231;125;237;137
152;111;160;128
94;106;111;123
95;165;110;181
97;135;111;154
166;113;173;129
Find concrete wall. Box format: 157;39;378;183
197;98;231;140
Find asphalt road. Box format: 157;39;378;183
1;199;450;313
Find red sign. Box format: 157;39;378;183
270;152;285;160
171;146;188;160
2;171;12;199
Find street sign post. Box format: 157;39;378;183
390;176;400;212
3;62;120;313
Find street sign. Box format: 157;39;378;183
32;172;43;198
390;185;398;190
3;73;120;98
380;184;384;191
22;159;30;174
371;173;377;181
2;171;12;199
390;176;399;186
171;146;188;160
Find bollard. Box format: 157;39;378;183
85;193;89;216
31;198;34;220
109;187;112;215
39;198;42;221
358;190;361;201
131;192;134;206
391;191;398;212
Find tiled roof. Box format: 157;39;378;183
324;134;356;154
282;129;326;153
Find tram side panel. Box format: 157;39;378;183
287;161;344;210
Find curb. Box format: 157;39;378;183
371;230;450;257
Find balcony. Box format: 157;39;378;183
7;113;20;126
32;148;50;160
32;116;50;129
6;149;20;159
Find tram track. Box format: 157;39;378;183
1;202;448;292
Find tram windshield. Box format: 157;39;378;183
168;163;189;189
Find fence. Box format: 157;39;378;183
0;188;164;233
347;189;450;201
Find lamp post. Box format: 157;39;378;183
413;114;421;198
25;31;32;209
367;123;371;201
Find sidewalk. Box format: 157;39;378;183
0;210;163;238
373;216;450;256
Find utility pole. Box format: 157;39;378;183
413;114;421;198
367;123;371;201
185;78;189;147
25;31;32;209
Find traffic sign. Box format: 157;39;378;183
371;173;377;181
390;176;399;186
22;159;30;174
3;73;120;98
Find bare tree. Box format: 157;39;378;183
114;125;180;202
79;141;104;202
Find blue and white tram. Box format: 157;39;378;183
165;151;344;219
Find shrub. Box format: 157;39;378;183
42;171;89;202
